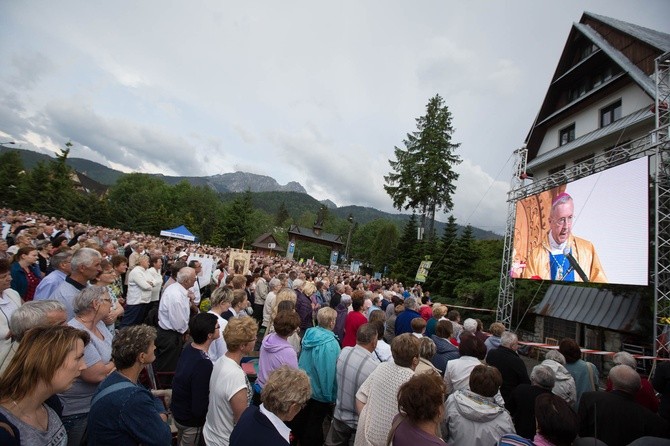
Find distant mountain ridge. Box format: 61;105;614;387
0;146;306;194
0;145;502;240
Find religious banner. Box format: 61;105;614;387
415;260;432;283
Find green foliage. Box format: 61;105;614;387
107;173;173;233
219;191;254;248
384;94;462;236
0;150;25;208
371;222;399;274
275;201;290;226
391;214;423;283
425;215;458;296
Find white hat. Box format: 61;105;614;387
179;251;188;258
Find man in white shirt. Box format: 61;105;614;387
154;266;196;375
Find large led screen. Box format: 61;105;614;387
511;157;648;286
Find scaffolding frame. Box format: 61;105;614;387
497;53;670;353
654;51;670;354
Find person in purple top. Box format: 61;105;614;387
256;311;300;391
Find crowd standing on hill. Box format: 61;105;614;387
0;207;669;446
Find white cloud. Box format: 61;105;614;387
450;159;510;234
0;0;668;237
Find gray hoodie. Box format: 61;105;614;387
446;389;515;446
541;358;577;407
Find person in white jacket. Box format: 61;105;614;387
147;256;163;312
445;364;515;446
541;349;577;407
121;254;153;327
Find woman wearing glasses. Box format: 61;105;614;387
93;259;125;335
60;286;115;446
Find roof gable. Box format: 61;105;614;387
524;13;669;163
583;12;670;53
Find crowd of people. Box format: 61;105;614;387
0;207;669;446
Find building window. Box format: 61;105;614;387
578;43;598;62
548;164;566;175
574;154;595;177
601;100;622;127
568;80;589;102
559;123;575;146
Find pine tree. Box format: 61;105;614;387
220;190;254;248
392;214;422;283
275;201;290;227
454;225;478;280
384;94;461;236
0;150;25;208
425;215;458;296
370;221;400;274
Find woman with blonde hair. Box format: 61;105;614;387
0;325;89;445
415;337;440;376
265;288;301;354
208;286;234;361
302;281;319;319
122;254;154;328
203;317;258;446
266;287;297;332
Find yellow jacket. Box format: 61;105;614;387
522;233;607;283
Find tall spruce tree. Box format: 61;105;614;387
384;94;461;236
275;201;290;227
0;150;25;208
392;214;422;283
425;215;459;296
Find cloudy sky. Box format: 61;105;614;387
1;1;668;234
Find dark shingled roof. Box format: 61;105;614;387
288;225;344;245
584;12;670;53
532;284;644;333
251;233;284;252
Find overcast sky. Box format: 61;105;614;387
1;1;668;234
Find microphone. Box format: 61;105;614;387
564;247;589;283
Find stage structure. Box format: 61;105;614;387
497;51;670;353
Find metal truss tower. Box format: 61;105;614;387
496;147;527;327
654;51;670;355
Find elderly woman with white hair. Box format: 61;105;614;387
541;349;576;407
60;285;115;446
507;364;556;439
261;277;283;331
230;367;312;446
606;351;659;412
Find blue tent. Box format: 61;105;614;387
159;225;198;242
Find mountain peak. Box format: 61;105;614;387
210;172;307;193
